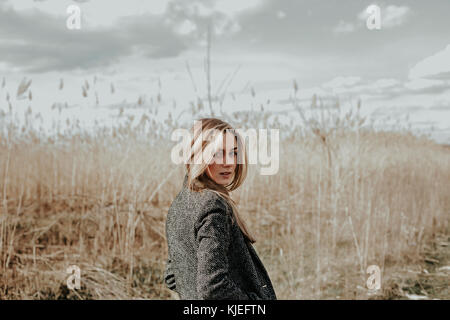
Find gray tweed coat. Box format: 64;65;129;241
164;174;277;300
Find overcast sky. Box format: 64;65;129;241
1;0;449;143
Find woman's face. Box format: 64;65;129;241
206;131;237;186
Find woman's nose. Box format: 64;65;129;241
223;153;234;165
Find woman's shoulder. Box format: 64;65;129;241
184;187;228;213
179;175;227;209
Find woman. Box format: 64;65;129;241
164;118;277;300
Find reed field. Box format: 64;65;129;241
0;78;449;300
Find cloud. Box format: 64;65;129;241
276;10;286;19
165;0;264;37
404;78;449;94
214;0;265;17
175;19;198;35
0;0;269;72
319;75;450;101
332;20;355;34
372;78;402;90
409;44;450;80
381;5;412;28
0;4;188;73
5;0;170;26
323;76;362;88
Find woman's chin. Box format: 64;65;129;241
216;175;232;185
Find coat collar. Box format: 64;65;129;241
182;174;204;190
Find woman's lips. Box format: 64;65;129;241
219;172;231;177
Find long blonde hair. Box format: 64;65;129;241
185;118;256;244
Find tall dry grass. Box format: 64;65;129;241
0;76;449;299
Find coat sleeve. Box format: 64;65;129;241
164;258;177;291
194;197;255;300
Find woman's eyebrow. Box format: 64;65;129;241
218;147;238;151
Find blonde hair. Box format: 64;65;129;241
185;118;256;244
